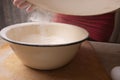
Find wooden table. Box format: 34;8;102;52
0;41;111;80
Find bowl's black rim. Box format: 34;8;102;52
0;35;89;47
0;22;89;47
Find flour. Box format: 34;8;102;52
21;34;66;45
24;9;66;45
28;9;53;22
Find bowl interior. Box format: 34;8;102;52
1;22;88;45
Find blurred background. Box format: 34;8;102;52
0;0;28;30
0;0;120;43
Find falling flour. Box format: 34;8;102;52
22;9;66;45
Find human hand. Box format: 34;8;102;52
13;0;34;12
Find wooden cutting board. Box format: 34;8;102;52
0;41;111;80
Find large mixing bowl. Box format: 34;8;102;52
0;22;89;70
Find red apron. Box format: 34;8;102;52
53;12;115;42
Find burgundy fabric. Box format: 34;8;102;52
53;12;115;42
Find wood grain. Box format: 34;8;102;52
0;41;111;80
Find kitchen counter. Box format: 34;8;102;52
0;38;120;80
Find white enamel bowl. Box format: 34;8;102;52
0;22;88;70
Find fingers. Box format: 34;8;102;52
18;1;30;9
13;0;34;12
26;4;34;13
13;0;25;8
